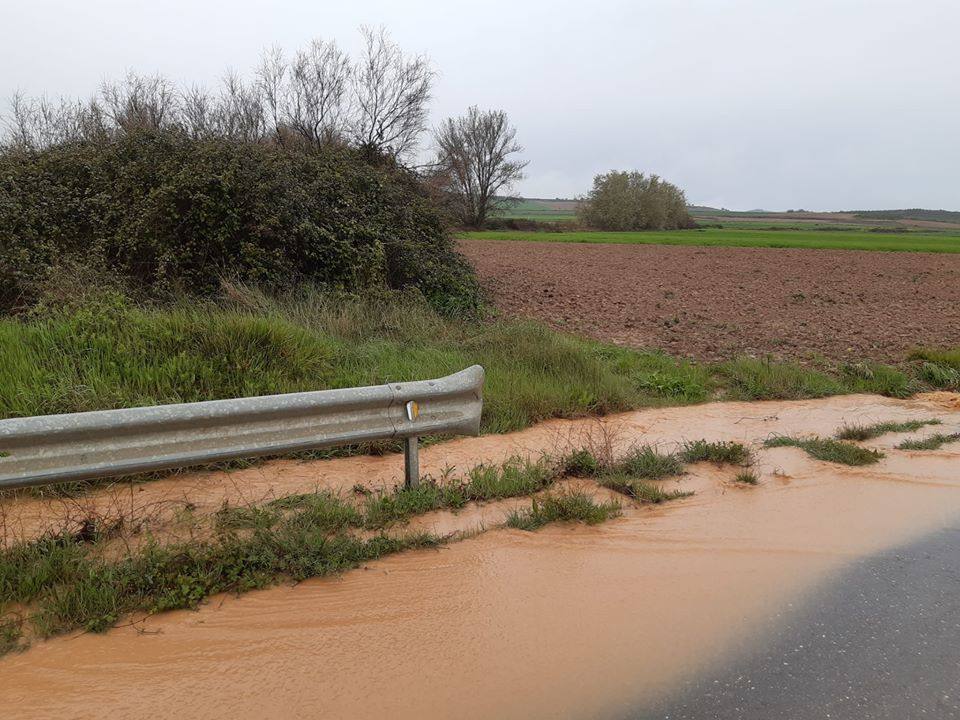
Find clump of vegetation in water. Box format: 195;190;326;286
506;491;621;531
896;433;960;451
763;436;884;466
835;419;940;441
680;440;752;466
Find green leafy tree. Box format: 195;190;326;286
579;171;694;230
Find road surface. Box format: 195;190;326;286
639;524;960;719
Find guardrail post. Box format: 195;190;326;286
404;436;420;488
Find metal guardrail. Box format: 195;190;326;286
0;366;484;491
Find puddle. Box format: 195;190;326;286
2;392;959;719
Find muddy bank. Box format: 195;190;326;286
1;393;959;718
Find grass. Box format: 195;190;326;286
363;456;557;529
909;348;960;369
3;289;950;434
733;470;759;485
1;290;954;433
835;419;941;441
1;288;957;500
0;447;690;653
0;289;714;436
0;615;24;654
911;349;960;390
679;440;752;465
459;227;960;254
492;198;578;221
616;446;686;479
597;475;693;503
764;436;884;465
0;516;441;641
506;491;621;530
896;433;960;451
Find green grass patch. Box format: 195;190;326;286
910;348;960;370
362;482;467;529
733;470;759;485
896;433;960;451
835;419;941;441
2;523;440;642
680;440;752;465
363;456;558;529
460;227;960;254
0;290;712;436
764;436;884;465
214;504;282;531
717;358;845;400
840;362;915;398
597;475;693;503
917;362;960;390
560;449;604;477
615;446;685;479
0;615;24;655
506;491;621;531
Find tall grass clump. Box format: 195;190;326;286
716;358;843;400
764;436;884;466
896;433;960;451
506;491;621;531
363;456;558;528
616;446;685;479
679;440;752;465
835;419;940;441
597;475;692;504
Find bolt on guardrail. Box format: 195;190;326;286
0;366;484;491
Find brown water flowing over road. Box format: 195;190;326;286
2;392;960;719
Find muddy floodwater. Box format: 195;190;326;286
2;392;959;719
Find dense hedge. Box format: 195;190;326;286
0;131;482;314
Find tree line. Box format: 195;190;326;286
2;28;528;230
3;29;695;232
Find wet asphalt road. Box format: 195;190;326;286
634;525;960;720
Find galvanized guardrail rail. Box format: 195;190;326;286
0;366;484;491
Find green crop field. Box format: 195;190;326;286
493;198;579;220
459;227;960;253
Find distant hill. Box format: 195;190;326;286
852;209;960;223
497;200;960;230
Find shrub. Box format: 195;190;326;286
578;170;695;231
0;131;482;316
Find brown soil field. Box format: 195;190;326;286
461;239;960;362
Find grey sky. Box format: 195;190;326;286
3;0;958;210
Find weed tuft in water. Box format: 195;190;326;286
764;436;883;466
506;491;621;531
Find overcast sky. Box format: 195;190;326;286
2;0;958;210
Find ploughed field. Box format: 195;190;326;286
461;239;960;363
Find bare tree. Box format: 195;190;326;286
352;26;433;159
217;70;266;142
287;39;352;147
256;46;288;144
180;85;216;138
100;72;178;132
433;107;527;227
3;92;108;150
3;29;435;157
